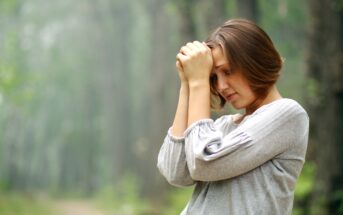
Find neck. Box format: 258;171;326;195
245;85;282;115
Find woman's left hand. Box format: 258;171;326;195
176;41;213;86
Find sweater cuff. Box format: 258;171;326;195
184;118;214;137
167;127;186;143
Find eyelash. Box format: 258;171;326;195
223;69;232;75
210;69;232;81
210;74;217;81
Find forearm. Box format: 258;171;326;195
171;83;189;136
188;81;211;127
157;131;195;187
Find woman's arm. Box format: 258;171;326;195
156;60;195;187
171;82;189;136
158;41;212;186
171;60;189;136
157;130;195;187
188;81;211;127
184;99;309;181
176;41;213;127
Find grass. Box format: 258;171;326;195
0;191;57;215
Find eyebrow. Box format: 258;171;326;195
215;63;228;69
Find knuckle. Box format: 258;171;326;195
188;54;196;59
204;48;211;55
199;49;207;55
181;55;189;61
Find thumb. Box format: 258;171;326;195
176;59;183;71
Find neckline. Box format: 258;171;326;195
232;98;289;125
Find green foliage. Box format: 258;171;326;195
305;77;322;107
0;32;22;98
163;187;193;215
95;173;153;215
295;161;316;199
292;161;316;215
0;0;20;15
332;189;343;214
94;172;193;215
259;0;308;102
0;191;56;215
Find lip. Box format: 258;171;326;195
225;93;238;102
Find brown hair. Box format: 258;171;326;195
205;19;282;109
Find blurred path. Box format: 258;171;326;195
55;200;108;215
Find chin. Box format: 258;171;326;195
231;103;245;110
230;100;249;110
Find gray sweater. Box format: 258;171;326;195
157;98;309;215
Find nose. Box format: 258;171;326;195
216;75;229;93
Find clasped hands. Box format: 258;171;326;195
176;41;213;87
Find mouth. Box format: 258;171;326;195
224;93;237;102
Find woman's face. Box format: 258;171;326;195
211;46;257;111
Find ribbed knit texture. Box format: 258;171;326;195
157;98;309;215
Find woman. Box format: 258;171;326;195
157;19;309;215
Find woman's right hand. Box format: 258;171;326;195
176;59;188;84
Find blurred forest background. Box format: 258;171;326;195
0;0;342;214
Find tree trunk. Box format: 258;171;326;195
236;0;259;22
140;0;174;202
201;0;227;35
306;0;343;214
176;0;197;43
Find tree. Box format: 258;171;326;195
306;0;343;214
236;0;259;22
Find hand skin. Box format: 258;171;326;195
176;41;213;86
171;41;212;137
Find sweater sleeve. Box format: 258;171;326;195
184;99;309;182
157;128;196;187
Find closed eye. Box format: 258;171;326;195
223;69;232;76
210;74;217;82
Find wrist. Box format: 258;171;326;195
179;83;189;95
188;79;210;89
180;82;189;89
180;81;189;87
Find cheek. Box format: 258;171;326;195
236;82;255;100
235;76;251;94
245;87;256;98
243;87;256;100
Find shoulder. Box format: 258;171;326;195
239;98;309;133
254;98;308;119
244;99;309;145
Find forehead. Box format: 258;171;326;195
212;46;229;68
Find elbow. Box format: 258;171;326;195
188;163;210;181
157;163;195;187
188;161;231;182
161;170;195;187
166;176;195;187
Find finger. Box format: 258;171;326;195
192;41;210;55
186;42;200;51
180;45;192;56
202;42;211;51
193;41;204;49
176;52;188;62
176;59;183;70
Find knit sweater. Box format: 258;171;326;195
157;98;309;215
